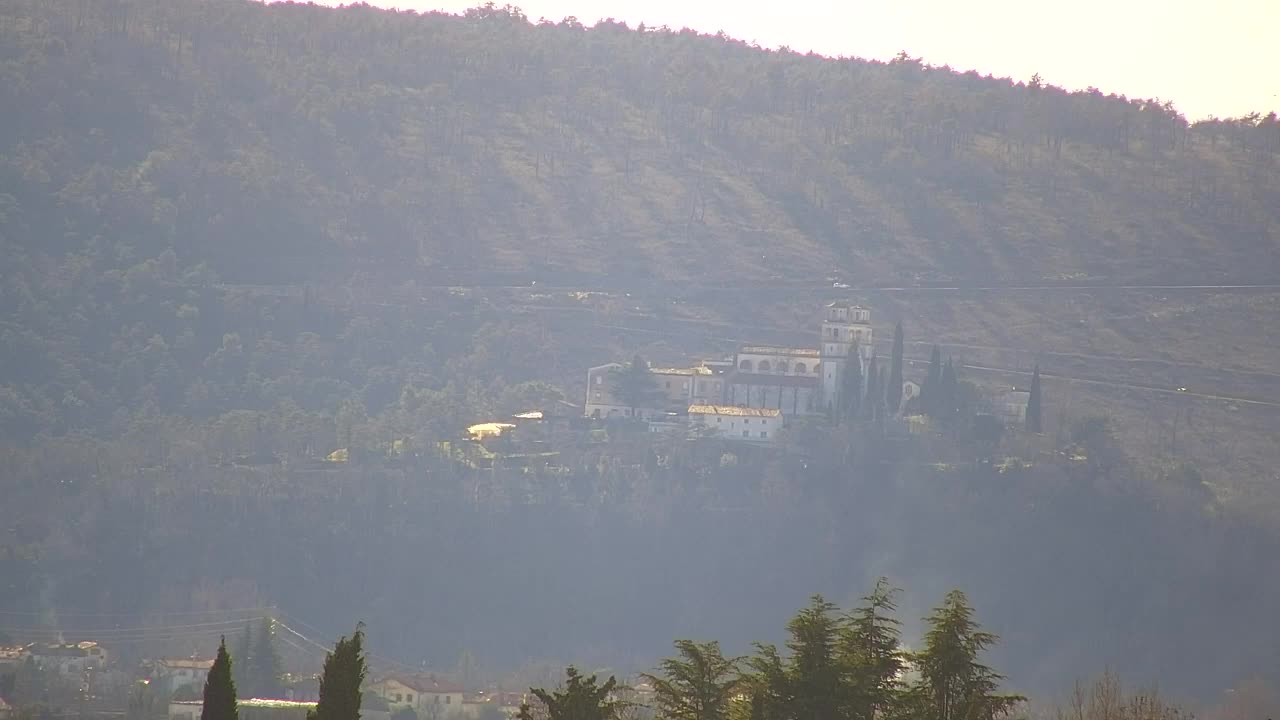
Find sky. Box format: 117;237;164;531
315;0;1279;121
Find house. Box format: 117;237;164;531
29;642;109;675
462;692;526;719
370;676;465;717
993;389;1030;426
170;698;321;720
152;658;214;695
688;405;784;442
585;362;727;420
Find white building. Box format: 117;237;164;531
370;676;465;717
688;405;784;442
820;301;873;411
153;658;213;695
29;642;109;675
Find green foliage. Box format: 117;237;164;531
909;590;1024;720
202;638;240;720
614;355;662;415
309;626;367;720
519;667;620;720
887;324;904;417
838;579;906;720
643;640;742;720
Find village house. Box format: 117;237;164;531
152;658;214;695
28;642;109;675
993;388;1031;426
688;405;784;442
461;691;526;719
370;675;465;717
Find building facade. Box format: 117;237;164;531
688;405;784;442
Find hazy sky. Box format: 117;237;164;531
316;0;1278;120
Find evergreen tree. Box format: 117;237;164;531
518;667;619;720
309;625;367;720
643;640;742;720
939;359;958;419
739;644;789;720
839;344;863;423
251;617;284;699
862;356;880;421
909;591;1023;720
887;322;904;417
614;354;662;418
921;346;943;415
839;579;905;720
233;622;253;698
785;596;842;720
1025;366;1042;434
202;638;239;720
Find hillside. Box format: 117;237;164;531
4;0;1280;705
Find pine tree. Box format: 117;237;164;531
909;591;1023;720
739;644;789;720
518;667;619;720
1025;366;1042;434
887;322;904;417
643;640;742;720
251;617;284;699
614;354;661;418
309;625;367;720
785;596;842;720
839;579;904;720
202;638;239;720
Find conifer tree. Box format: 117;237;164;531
643;640;742;720
1025;366;1042;434
887;322;904;416
862;356;880;421
939;359;958;419
921;346;942;415
909;591;1023;720
309;625;367;720
202;638;239;720
785;596;842;720
839;579;904;720
518;667;619;720
840;344;863;423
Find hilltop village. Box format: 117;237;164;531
579;302;1033;443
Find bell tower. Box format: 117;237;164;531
820;302;873;410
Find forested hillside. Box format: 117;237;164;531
3;0;1280;707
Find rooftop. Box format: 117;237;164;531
650;366;713;376
688;405;783;418
738;346;820;357
158;658;215;669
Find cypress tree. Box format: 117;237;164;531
1025;366;1043;434
887;322;904;416
309;625;367;720
202;638;239;720
785;596;842;720
922;346;942;415
940;358;958;418
862;356;880;421
840;344;863;423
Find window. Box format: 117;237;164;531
794;362;806;374
395;694;403;703
758;360;771;372
446;697;452;705
406;695;414;704
664;380;671;389
716;417;721;423
742;430;749;437
760;431;767;438
739;359;753;371
595;375;602;385
777;361;788;373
